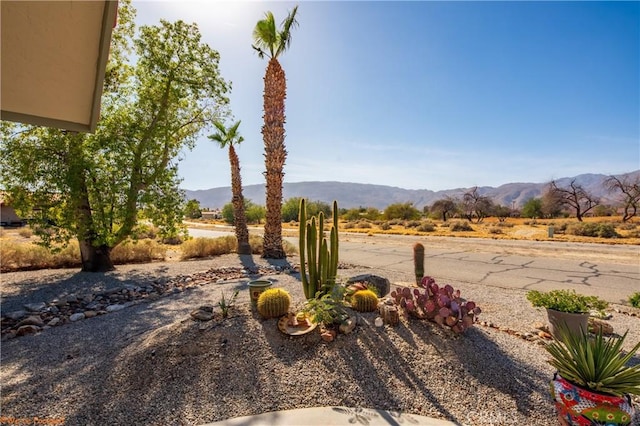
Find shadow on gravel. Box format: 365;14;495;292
1;266;179;313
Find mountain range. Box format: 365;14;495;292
184;171;640;210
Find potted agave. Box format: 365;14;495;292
526;289;608;340
547;325;640;425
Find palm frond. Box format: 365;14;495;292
276;5;299;57
252;12;277;58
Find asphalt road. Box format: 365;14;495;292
188;227;640;305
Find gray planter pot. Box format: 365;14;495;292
546;308;589;340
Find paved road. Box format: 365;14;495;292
188;227;640;305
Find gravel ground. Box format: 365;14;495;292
1;254;639;426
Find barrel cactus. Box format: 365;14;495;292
257;288;291;319
351;289;379;312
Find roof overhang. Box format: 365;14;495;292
1;1;118;133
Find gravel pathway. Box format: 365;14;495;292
1;254;639;426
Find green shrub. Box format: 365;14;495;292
629;292;640;309
379;222;391;231
450;220;473;232
405;220;421;228
526;289;608;314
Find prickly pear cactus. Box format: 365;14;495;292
351;289;379;312
257;288;291;319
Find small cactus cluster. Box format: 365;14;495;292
257;288;291;319
351;289;379;312
390;276;481;333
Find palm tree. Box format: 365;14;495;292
208;121;252;255
252;5;299;259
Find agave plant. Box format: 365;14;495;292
546;325;640;397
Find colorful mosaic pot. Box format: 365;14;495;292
550;373;636;425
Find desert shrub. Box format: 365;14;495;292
566;222;620;238
629;292;640;309
488;226;503;234
496;222;514;228
343;221;356;229
133;223;158;240
618;222;638;231
416;221;435;232
405;220;421;228
450;220;473;232
439;222;450;228
180;236;237;260
625;229;640;238
379;222;391;231
18;228;33;238
388;219;403;226
162;235;184;245
111;240;166;264
0;241;81;271
357;220;372;229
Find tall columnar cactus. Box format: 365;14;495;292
299;199;339;300
257;288;291;319
413;243;425;285
351;289;379;312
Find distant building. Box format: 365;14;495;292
0;196;25;227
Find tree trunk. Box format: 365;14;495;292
79;240;115;272
229;145;251;255
261;58;287;259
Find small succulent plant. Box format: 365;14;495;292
390;276;481;333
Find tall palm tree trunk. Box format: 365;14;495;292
229;145;251;255
261;58;287;258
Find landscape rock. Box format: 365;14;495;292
84;310;97;319
24;302;46;312
190;308;214;322
588;318;614;335
347;274;391;297
47;318;61;327
4;310;28;321
106;304;125;313
70;313;85;322
339;318;356;334
16;325;40;336
16;316;45;327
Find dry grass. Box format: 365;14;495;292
179;235;297;260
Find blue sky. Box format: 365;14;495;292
134;1;639;191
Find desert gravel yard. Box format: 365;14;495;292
1;254;639;426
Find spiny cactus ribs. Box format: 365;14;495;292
257;288;291;319
389;276;481;334
351;289;379;312
413;243;425;285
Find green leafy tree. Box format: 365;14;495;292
252;5;299;259
222;199;265;225
429;198;458;222
383;202;421;220
209;121;251;254
0;2;229;271
281;197;331;222
184;199;203;219
521;198;543;218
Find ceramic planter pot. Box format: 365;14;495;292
248;280;272;308
546;308;589;340
550;373;635;425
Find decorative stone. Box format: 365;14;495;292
47;318;61;327
84;310;97;318
16;315;45;327
339;318;356;334
190;308;214;321
24;302;46;312
588;318;614;335
16;325;40;336
69;313;85;322
347;274;391;297
106;304;125;312
4;310;28;321
374;317;384;327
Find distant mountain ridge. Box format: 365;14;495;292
184;171;640;210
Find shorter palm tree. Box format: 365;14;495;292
208;121;251;255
